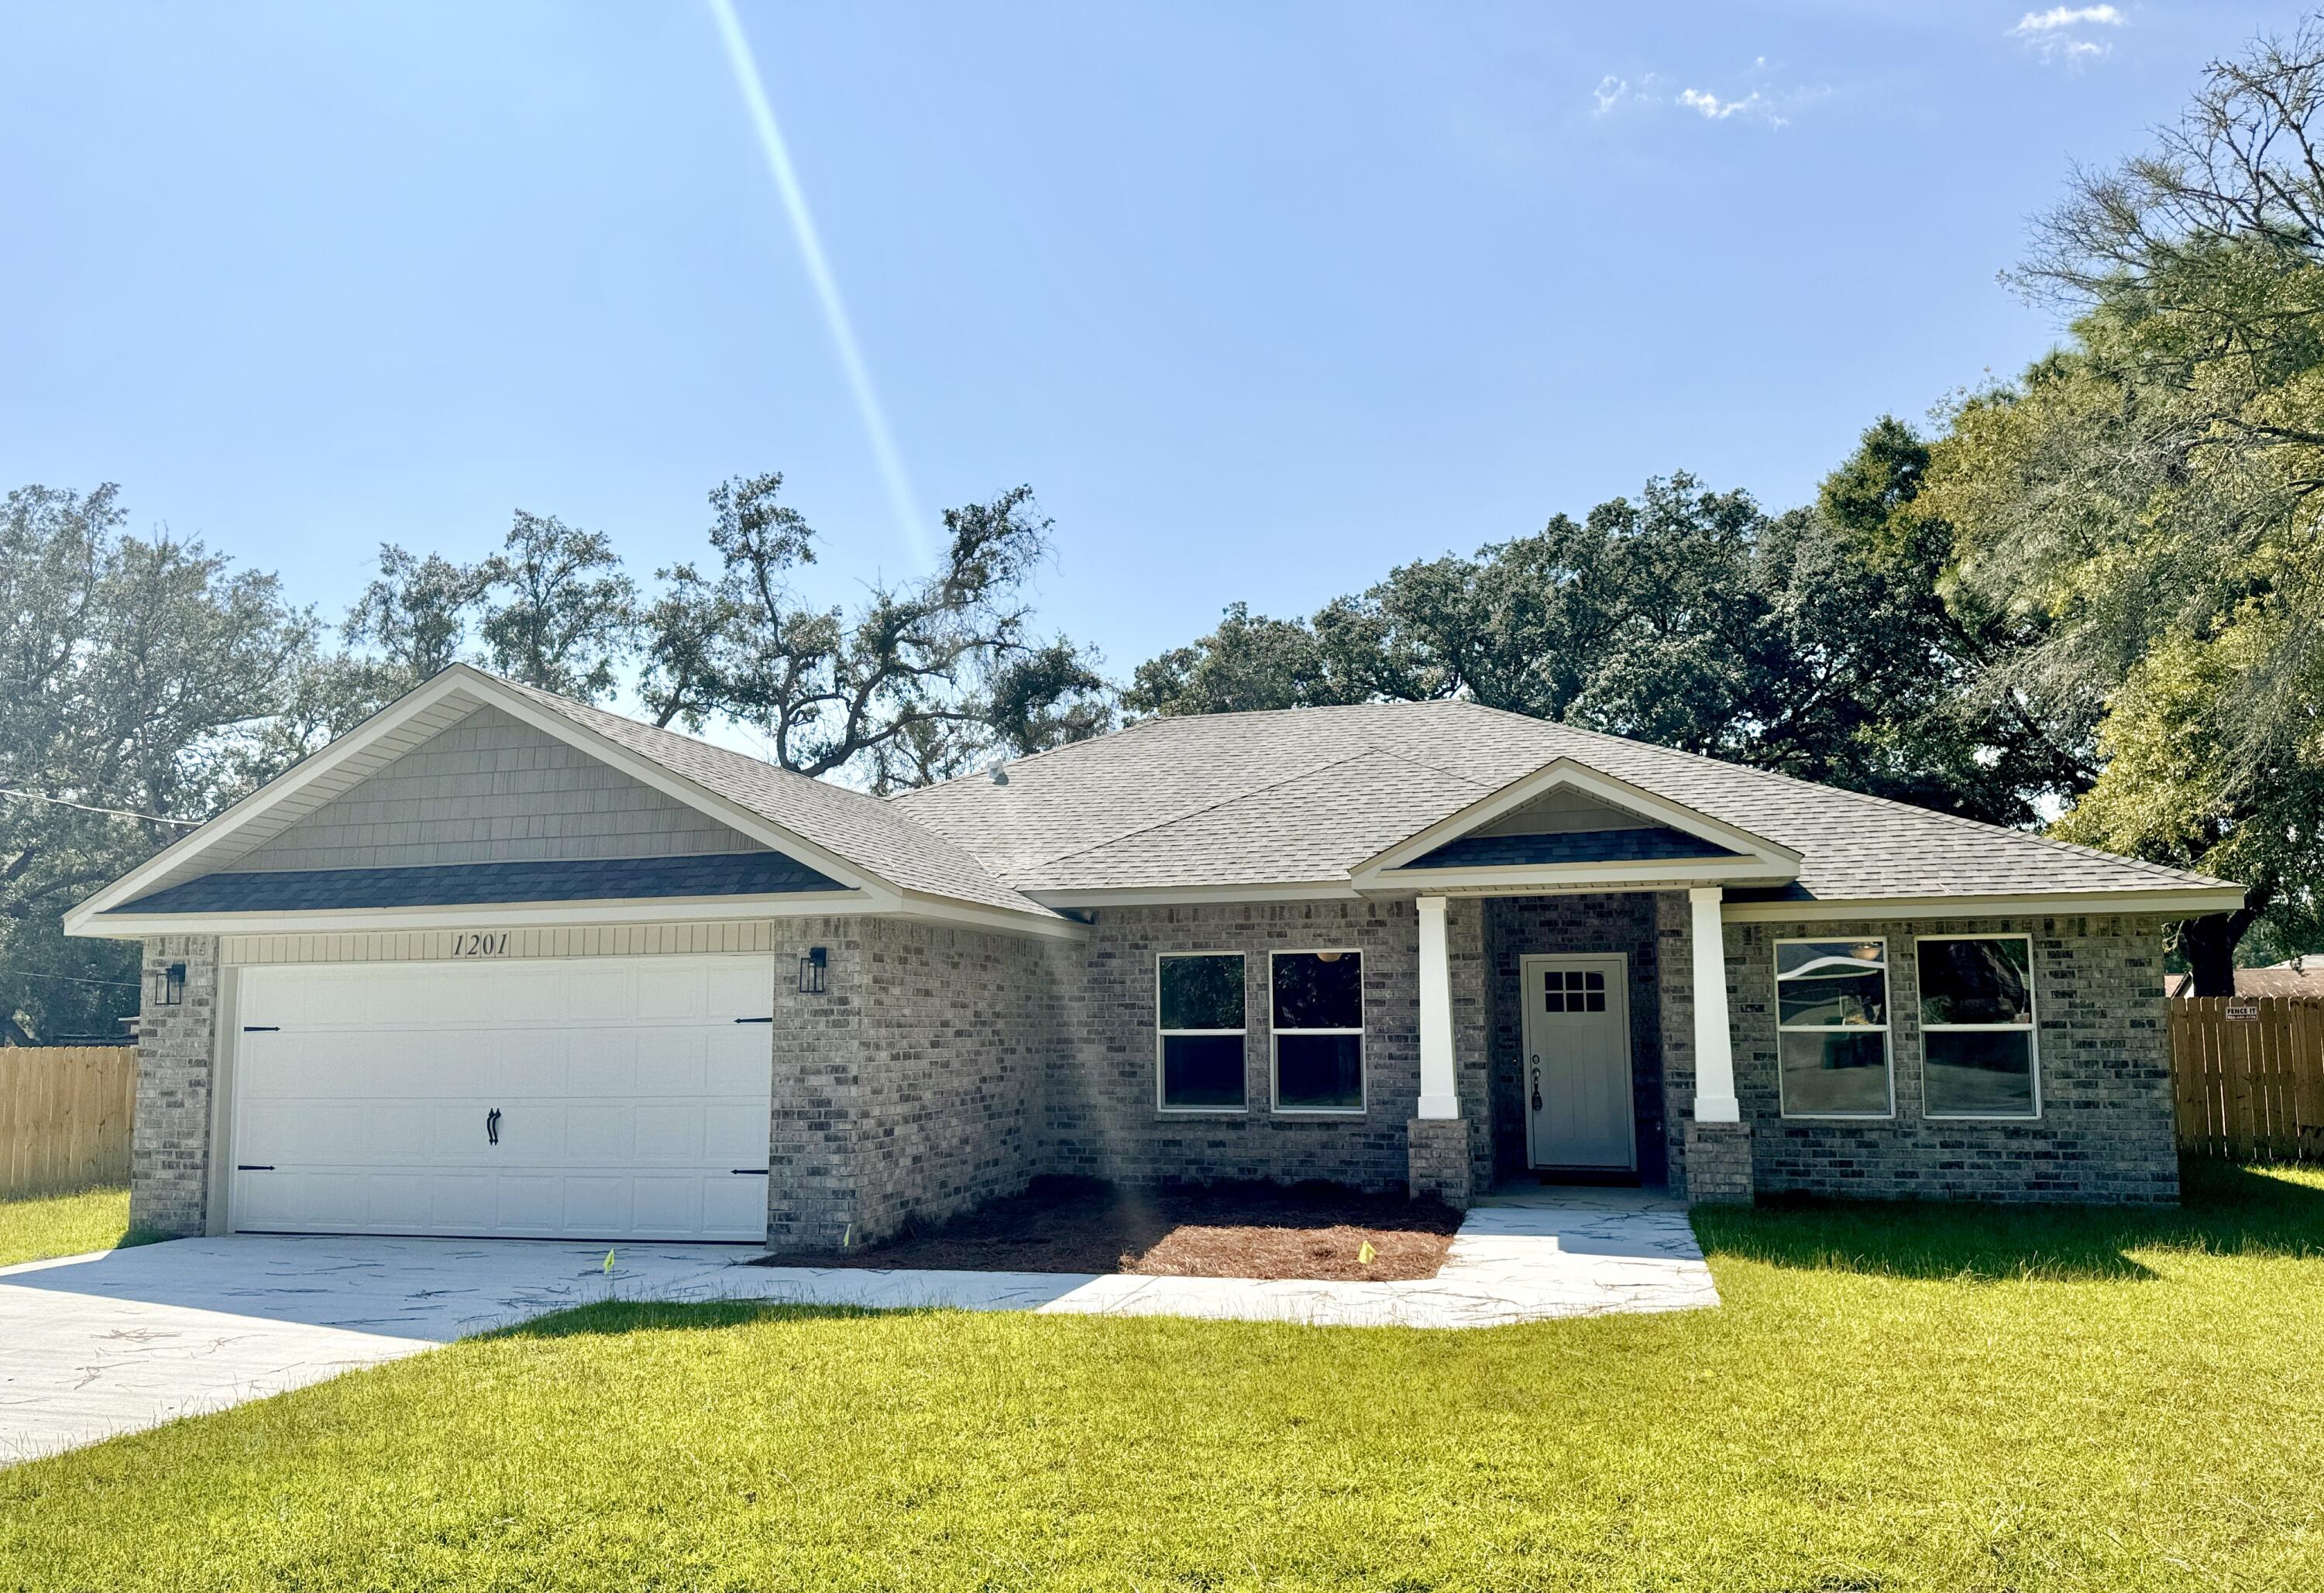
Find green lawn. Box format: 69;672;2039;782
0;1183;138;1269
5;1162;2322;1591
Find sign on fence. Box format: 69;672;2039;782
2171;997;2324;1162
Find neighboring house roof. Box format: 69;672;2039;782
893;700;2238;909
115;852;839;914
2165;964;2324;999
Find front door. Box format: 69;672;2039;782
1521;953;1636;1171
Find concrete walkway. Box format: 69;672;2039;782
0;1186;1714;1464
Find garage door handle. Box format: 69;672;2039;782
733;1016;773;1025
731;1168;768;1176
486;1107;500;1145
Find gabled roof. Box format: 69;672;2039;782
68;667;1067;935
892;700;2243;912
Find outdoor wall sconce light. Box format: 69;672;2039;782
798;946;828;995
156;961;187;1007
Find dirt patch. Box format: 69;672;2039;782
764;1177;1463;1281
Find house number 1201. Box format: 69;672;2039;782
452;932;511;958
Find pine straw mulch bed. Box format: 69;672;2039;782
759;1177;1465;1282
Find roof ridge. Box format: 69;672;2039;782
1010;747;1394;873
1456;699;2230;891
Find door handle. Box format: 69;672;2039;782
486;1107;501;1145
1530;1056;1542;1113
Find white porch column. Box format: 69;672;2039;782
1415;894;1460;1120
1689;885;1741;1123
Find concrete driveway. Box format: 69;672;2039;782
0;1190;1714;1464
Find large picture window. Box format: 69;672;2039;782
1917;936;2039;1118
1157;953;1247;1111
1773;939;1893;1118
1271;949;1364;1113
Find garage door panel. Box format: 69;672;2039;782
704;959;773;1019
704;1177;767;1238
231;953;775;1242
566;1031;638;1093
705;1111;768;1165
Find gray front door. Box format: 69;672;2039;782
1520;953;1636;1171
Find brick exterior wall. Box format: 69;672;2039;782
1726;913;2179;1204
1040;898;1492;1196
1683;1121;1754;1203
128;897;2183;1248
765;915;1056;1252
1484;893;1666;1183
1406;1117;1475;1209
130;934;222;1236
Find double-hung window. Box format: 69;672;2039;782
1157;953;1247;1111
1917;935;2039;1118
1270;949;1364;1113
1773;939;1893;1118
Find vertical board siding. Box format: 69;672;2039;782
0;1047;136;1196
2171;997;2324;1161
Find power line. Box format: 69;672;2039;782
0;967;141;989
0;788;204;828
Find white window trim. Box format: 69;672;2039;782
1269;947;1367;1116
1155;950;1249;1115
1772;936;1896;1121
1913;932;2043;1121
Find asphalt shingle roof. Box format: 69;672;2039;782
120;851;841;914
890;700;2236;905
498;681;1060;919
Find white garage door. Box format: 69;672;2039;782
229;953;775;1243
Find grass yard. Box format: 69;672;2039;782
4;1162;2322;1591
0;1184;138;1269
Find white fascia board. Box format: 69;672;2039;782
69;887;889;941
65;668;489;931
1362;855;1795;895
1026;881;1365;909
62;664;897;934
892;890;1089;941
1719;887;2249;923
1350;757;1801;882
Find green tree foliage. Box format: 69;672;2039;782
1131;465;2074;827
0;486;313;1040
1929;19;2324;990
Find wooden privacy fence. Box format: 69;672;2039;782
0;1046;136;1196
2171;997;2324;1162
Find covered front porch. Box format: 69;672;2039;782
1405;884;1753;1210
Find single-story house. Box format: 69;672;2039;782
67;664;2242;1247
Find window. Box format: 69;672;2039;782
1544;968;1607;1012
1917;936;2039;1118
1773;939;1893;1118
1271;949;1364;1112
1157;953;1246;1111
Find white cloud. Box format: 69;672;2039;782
1678;88;1786;127
1592;74;1629;115
2011;5;2125;64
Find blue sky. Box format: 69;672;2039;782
0;2;2295;692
